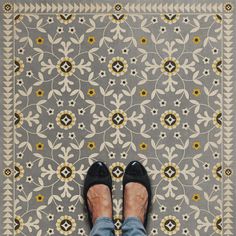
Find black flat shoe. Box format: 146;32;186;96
83;161;112;228
123;161;152;228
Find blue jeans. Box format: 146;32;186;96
90;217;147;236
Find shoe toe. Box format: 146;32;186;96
87;161;109;177
125;161;147;176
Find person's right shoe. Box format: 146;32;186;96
123;161;152;228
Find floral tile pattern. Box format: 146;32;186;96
1;1;235;236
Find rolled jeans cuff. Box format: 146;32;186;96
122;217;147;236
90;217;114;236
94;217;114;225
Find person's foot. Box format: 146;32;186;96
124;182;148;224
87;184;112;224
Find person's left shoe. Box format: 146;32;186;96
83;161;113;228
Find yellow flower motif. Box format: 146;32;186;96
192;141;201;150
57;163;76;182
160;110;181;130
161;14;180;24
160;57;180;76
224;3;233;13
213;216;222;234
87;142;96;150
15;57;25;76
36;37;44;45
108;109;128;129
192;88;201;97
56;57;76;77
36;142;44;150
15;216;24;234
109;162;125;182
108;57;128;77
87;89;96;97
140;37;148;44
15;14;24;24
109;13;127;24
113;3;123;12
192;194;201;202
212;163;222;181
225;168;232;177
114;215;123;234
15;110;24;128
56;110;76;130
160;162;180;182
213;110;222;128
15;163;24;181
88;36;96;44
140;89;148;97
213;14;222;24
3;3;12;12
36;89;44;97
139;142;148;150
35;194;44;202
56;14;76;25
193;36;201;44
56;215;76;235
212;57;222;76
3;168;12;177
160;215;180;235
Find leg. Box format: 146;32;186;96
87;184;112;224
122;161;151;236
87;185;114;236
122;217;147;236
84;162;114;235
122;183;148;236
90;217;115;236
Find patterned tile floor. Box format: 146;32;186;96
1;2;235;236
